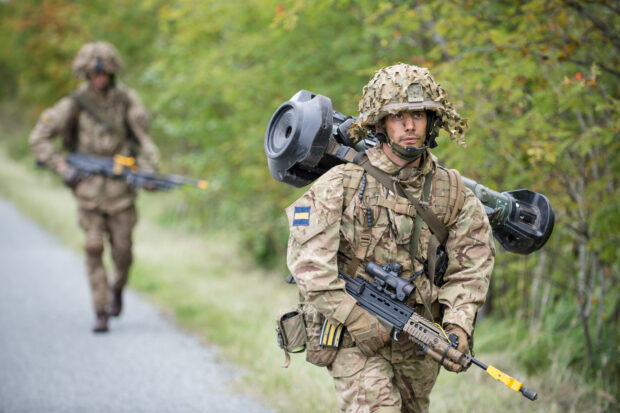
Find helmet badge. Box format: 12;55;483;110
407;83;424;103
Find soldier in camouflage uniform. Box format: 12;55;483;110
286;64;495;412
29;42;160;333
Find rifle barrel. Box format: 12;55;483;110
471;357;538;401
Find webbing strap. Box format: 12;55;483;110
410;172;433;260
70;92;125;136
346;227;372;276
446;168;465;227
367;197;416;216
412;172;436;321
353;154;448;244
327;140;358;163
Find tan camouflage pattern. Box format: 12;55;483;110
286;144;494;411
72;41;124;77
78;206;137;313
29;81;160;214
327;336;441;412
349;63;468;146
30;49;159;318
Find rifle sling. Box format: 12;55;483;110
70;91;125;137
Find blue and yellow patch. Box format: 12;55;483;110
292;206;311;226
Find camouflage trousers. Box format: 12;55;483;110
77;205;137;314
327;335;440;413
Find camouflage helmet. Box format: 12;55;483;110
350;63;468;146
72;41;124;78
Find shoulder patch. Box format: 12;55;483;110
292;206;311;226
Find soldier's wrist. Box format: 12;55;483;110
55;160;69;173
441;310;475;336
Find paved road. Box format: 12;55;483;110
0;199;276;413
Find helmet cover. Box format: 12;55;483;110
72;41;124;78
350;63;468;146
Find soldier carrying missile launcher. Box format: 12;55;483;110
270;63;553;413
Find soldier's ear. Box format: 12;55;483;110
374;122;388;143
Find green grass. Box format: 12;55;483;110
0;148;609;413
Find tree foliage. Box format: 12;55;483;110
1;0;618;404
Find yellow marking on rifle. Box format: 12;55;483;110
486;365;523;393
197;180;209;190
113;154;137;173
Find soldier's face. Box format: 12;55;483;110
89;72;112;91
383;110;427;148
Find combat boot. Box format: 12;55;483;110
107;288;123;317
92;312;109;333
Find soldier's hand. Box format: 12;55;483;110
444;324;469;355
56;162;83;189
345;305;392;356
143;181;158;191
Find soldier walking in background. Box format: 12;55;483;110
29;41;160;333
286;64;495;412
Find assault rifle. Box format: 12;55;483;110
339;261;538;401
66;152;208;191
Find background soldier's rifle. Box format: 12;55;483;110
340;261;538;401
66;152;208;191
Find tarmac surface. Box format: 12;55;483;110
0;199;276;413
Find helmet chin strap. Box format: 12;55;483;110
376;123;429;162
388;140;428;162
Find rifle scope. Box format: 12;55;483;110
265;90;555;254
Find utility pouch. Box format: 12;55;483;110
302;304;338;367
276;307;306;368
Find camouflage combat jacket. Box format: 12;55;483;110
286;145;495;336
29;82;160;214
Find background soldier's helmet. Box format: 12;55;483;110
350;63;468;146
72;41;124;78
